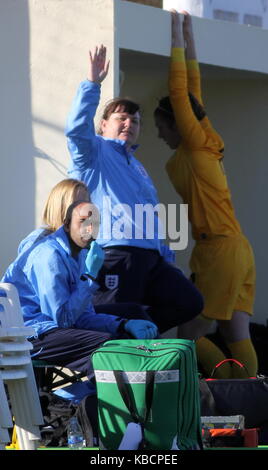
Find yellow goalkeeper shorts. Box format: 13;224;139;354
190;234;256;320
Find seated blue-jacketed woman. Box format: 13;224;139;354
2;201;158;376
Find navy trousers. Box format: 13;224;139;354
31;328;110;376
30;302;152;376
93;246;204;333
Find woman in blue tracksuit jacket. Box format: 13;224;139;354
1;201;158;375
65;45;203;333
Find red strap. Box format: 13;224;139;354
210;358;250;378
215;358;245;369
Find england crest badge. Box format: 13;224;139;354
105;274;119;290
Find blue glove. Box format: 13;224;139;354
85;241;104;280
124;319;158;339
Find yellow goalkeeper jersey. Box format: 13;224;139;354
166;48;241;241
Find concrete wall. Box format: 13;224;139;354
29;0;116;219
0;0;115;277
117;2;268;74
207;76;268;325
1;1;34;275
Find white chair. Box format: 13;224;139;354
0;282;44;450
0;378;13;449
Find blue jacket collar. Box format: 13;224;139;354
52;226;88;264
52;226;72;255
101;136;139;152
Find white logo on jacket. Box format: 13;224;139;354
136;165;149;178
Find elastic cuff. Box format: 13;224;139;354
186;59;200;71
171;47;185;62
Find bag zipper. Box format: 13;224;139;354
93;348;182;359
93;341;195;356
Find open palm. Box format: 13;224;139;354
88;44;110;84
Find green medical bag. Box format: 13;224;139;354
92;338;202;450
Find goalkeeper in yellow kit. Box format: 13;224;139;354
154;10;257;378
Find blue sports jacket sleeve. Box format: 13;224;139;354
27;245;122;336
65;80;100;172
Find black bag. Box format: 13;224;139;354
250;322;268;376
39;392;75;447
200;359;268;429
38;391;99;448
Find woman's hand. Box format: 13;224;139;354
181;10;194;43
170;9;184;48
180;10;197;60
87;44;110;84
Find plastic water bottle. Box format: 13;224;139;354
67;416;84;449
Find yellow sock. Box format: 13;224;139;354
227;338;258;378
196;336;231;379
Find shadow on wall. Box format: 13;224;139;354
0;1;35;276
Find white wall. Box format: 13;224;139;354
0;0;115;277
117;2;268;74
29;0;116;223
1;0;35;274
201;75;268;325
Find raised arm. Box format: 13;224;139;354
169;11;224;151
181;12;223;141
65;44;110;175
169;11;206;148
181;11;202;103
66;44;110;140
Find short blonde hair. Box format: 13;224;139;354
42;179;89;232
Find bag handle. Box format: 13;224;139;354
113;370;155;424
210;358;250;378
113;370;155;448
